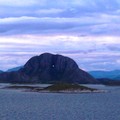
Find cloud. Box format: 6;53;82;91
0;35;120;70
0;13;120;36
0;0;120;17
0;0;41;6
0;0;120;36
0;0;120;71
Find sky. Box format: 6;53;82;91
0;0;120;71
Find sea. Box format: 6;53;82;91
0;84;120;120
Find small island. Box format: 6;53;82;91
41;83;96;93
3;83;105;93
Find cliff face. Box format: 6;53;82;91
0;53;97;84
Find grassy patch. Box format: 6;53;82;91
43;83;96;91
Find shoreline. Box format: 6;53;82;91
1;85;107;94
25;90;106;94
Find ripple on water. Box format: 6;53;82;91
0;84;120;120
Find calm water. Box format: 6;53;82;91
0;84;120;120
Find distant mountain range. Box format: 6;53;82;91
0;53;119;85
115;75;120;80
89;70;120;80
7;66;23;72
0;53;97;84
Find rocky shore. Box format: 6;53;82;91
2;83;106;94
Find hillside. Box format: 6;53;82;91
97;78;120;86
89;70;120;79
0;53;98;84
7;66;23;72
43;83;96;92
3;83;102;93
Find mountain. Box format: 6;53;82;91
114;75;120;80
89;70;120;79
7;66;23;72
97;78;120;86
0;70;3;73
0;53;98;84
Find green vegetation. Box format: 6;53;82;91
43;83;96;91
3;83;98;93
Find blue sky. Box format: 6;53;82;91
0;0;120;71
